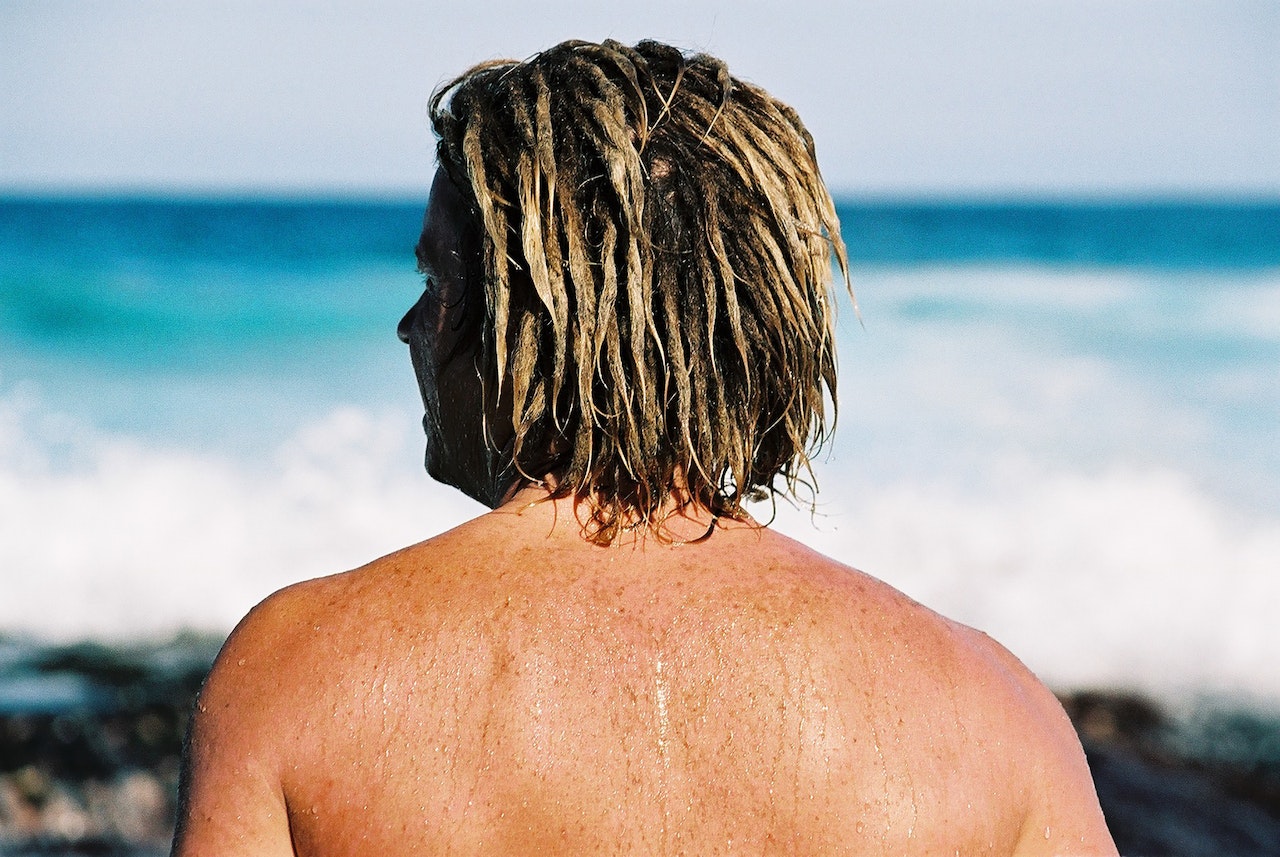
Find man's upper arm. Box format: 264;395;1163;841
171;588;307;857
968;630;1118;856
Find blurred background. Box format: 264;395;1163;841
2;1;1278;853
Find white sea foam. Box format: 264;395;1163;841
0;395;482;640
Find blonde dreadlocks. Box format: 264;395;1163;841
428;39;850;542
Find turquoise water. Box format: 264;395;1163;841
2;196;1278;705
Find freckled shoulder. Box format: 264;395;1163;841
730;535;1111;852
898;617;1115;855
174;572;357;856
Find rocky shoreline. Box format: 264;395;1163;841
0;636;216;856
1064;692;1280;855
1;636;1278;856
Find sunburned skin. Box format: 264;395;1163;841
173;487;1117;856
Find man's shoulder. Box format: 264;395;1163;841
245;514;500;618
753;530;987;655
762;531;1075;741
196;539;434;688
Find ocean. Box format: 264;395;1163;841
1;195;1278;710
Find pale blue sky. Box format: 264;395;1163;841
2;0;1277;196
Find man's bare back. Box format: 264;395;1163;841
175;490;1114;856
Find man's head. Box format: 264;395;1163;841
415;38;849;539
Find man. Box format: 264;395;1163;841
173;39;1116;855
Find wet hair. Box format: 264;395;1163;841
429;38;850;542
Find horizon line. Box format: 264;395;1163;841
4;185;1280;208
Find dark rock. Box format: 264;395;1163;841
1086;739;1280;856
1060;690;1280;856
0;635;218;853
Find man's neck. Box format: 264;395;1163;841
494;483;755;547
